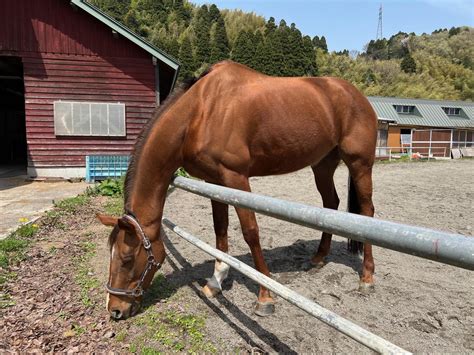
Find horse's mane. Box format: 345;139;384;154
122;66;214;212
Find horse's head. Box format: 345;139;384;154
97;213;165;320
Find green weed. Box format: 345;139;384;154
87;177;125;197
0;223;39;308
73;241;100;307
54;194;91;213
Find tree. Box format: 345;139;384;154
209;4;221;23
178;36;196;79
194;5;212;65
89;0;131;21
319;36;328;53
232;30;253;65
400;52;417;73
302;35;317;76
210;16;230;63
265;17;277;36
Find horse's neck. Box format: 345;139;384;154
127;110;187;233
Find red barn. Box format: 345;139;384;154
0;0;180;178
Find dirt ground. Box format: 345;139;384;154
161;159;474;354
1;159;473;353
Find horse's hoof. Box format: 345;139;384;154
202;284;221;298
358;281;375;294
254;301;275;317
310;260;326;270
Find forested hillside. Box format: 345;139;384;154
89;0;474;101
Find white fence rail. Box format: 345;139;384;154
376;146;448;160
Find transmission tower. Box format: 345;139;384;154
376;3;383;40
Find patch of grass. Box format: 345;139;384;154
104;196;124;216
140;346;163;355
129;289;216;354
142;274;175;308
54;194;91;213
0;222;39;308
73;241;101;307
72;323;86;335
115;329;128;342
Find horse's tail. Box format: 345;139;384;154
347;176;364;254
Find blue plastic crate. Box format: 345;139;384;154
86;155;130;183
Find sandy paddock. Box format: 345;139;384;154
161;160;474;353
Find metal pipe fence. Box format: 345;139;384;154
162;218;411;355
172;176;474;271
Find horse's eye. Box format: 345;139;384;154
122;255;134;264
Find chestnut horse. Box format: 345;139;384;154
98;61;377;320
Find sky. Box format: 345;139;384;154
192;0;474;52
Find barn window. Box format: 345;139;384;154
442;107;461;116
393;105;415;114
54;101;125;137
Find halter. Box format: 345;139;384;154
105;213;162;298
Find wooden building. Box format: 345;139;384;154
369;97;474;158
0;0;180;178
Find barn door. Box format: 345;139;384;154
0;56;27;174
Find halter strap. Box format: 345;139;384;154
105;213;161;298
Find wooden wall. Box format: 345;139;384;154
0;0;158;170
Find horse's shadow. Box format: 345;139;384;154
142;233;363;354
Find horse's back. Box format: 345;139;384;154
183;62;377;177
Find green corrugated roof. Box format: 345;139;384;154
368;96;474;128
71;0;180;71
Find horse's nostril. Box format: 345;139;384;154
110;309;123;320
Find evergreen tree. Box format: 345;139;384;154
123;9;140;34
173;0;192;25
232;30;253;65
210;16;230;63
302;35;317;76
179;36;196;79
90;0;131;21
209;4;221;23
400;52;417;73
265;17;277;36
312;35;320;48
286;23;305;76
250;31;264;70
319;36;328;53
195;5;212;65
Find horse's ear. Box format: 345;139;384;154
96;213;119;227
118;217;134;231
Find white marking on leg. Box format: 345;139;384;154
106;293;110;311
207;260;230;290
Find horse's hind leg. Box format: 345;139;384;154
340;152;376;291
202;200;230;298
310;149;341;268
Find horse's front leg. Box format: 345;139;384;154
234;205;275;316
202;200;231;297
219;172;275;316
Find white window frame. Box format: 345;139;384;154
442;107;461;116
54;101;126;137
394;105;415;114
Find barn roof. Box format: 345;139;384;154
71;0;180;72
368;96;474;128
